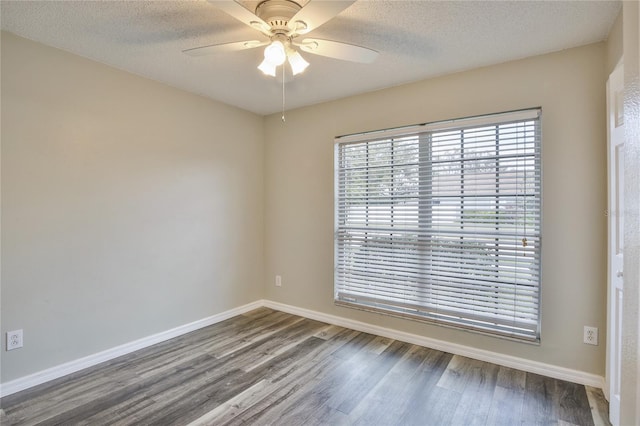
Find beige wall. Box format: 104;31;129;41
0;30;614;386
264;43;608;375
607;10;624;75
0;32;265;382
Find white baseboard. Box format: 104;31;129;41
0;298;605;398
262;300;606;389
0;300;263;398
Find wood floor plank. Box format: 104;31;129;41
219;319;321;367
362;335;394;355
557;379;596;426
240;306;275;319
395;349;457;425
185;379;269;426
267;327;362;387
485;384;526;426
33;353;223;425
301;403;352;426
586;385;611;426
138;333;328;425
327;340;411;414
133;367;247;425
211;313;304;359
496;364;527;391
446;356;500;426
242;319;329;372
313;324;346;340
483;365;528;425
331;331;378;360
0;308;608;426
401;385;461;426
2;360;149;425
558;420;584;426
214;328;363;426
521;372;558;425
77;393;157;426
437;354;494;393
349;345;452;426
158;326;338;425
234;332;379;425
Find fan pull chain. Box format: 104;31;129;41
281;66;286;123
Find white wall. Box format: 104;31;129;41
0;32;265;382
264;43;608;376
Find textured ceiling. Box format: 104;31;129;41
1;0;621;115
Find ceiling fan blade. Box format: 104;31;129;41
295;38;378;63
208;0;272;36
287;1;355;35
183;40;267;56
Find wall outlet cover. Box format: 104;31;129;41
7;329;24;350
583;326;598;345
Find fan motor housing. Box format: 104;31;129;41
256;0;302;31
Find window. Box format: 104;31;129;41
334;109;541;342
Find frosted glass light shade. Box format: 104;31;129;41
287;50;309;75
264;41;286;66
258;58;277;76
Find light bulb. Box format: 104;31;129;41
287;50;309;75
264;41;286;66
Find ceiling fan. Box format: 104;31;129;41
183;0;378;77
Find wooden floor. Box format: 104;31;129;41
1;308;610;426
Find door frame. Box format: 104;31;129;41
605;60;624;426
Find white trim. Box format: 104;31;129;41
336;108;541;144
0;301;263;398
0;298;605;398
262;300;605;389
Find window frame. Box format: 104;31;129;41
334;108;542;343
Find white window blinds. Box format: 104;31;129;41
334;109;541;342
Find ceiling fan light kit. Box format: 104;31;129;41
186;0;378;77
258;33;309;76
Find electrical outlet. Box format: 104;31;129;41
275;275;282;287
7;329;23;351
583;326;598;345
